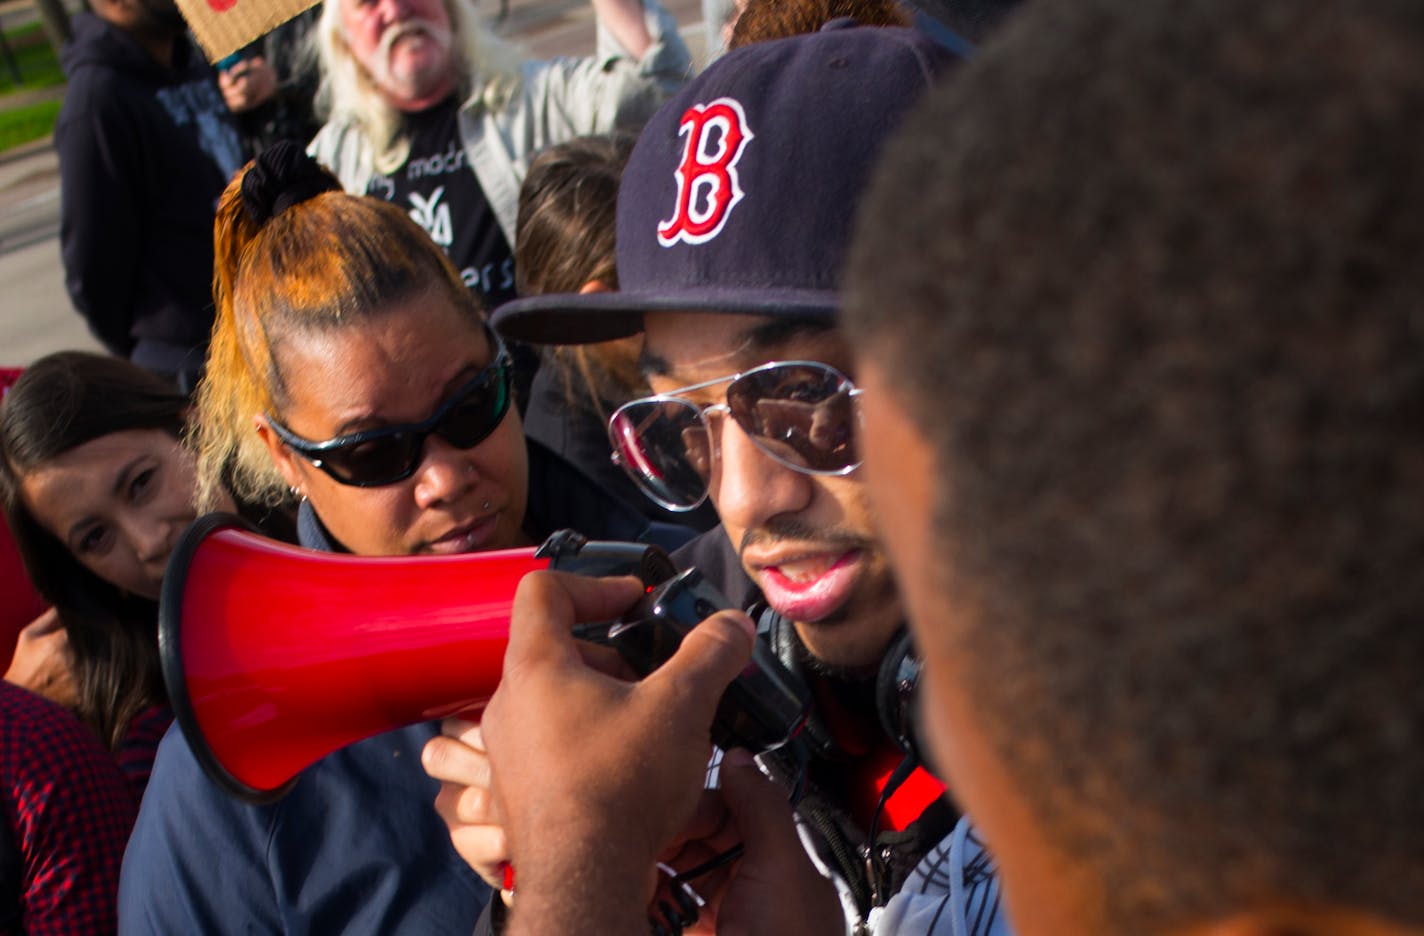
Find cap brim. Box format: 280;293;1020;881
491;287;839;345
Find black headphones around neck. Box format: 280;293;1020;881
875;628;924;766
759;610;924;768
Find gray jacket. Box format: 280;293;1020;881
309;0;690;243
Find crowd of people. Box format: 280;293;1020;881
3;0;1422;933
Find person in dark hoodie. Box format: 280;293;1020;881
55;0;244;389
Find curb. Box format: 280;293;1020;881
0;133;54;166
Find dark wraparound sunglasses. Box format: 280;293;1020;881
607;360;862;512
267;339;513;487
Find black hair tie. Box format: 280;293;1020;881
241;140;342;227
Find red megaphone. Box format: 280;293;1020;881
159;514;673;803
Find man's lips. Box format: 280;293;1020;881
751;549;863;623
424;513;499;555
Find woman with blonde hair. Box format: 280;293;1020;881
118;141;693;934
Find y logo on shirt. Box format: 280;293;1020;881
409;187;453;248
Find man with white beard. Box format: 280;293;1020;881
308;0;690;309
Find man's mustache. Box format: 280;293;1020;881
739;517;874;556
376;19;452;61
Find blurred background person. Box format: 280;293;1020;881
707;0;1017;67
310;0;691;410
55;0;244;389
514;133;717;530
309;0;689;311
727;0;910;49
218;8;323;159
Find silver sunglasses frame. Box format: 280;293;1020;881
607;359;863;513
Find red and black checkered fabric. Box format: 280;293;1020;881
1;683;137;935
116;704;174;803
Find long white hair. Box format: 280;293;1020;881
312;0;526;174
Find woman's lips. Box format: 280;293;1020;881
425;513;500;555
754;550;862;623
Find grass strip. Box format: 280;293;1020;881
0;24;66;94
0;97;61;153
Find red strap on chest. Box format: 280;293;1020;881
849;745;945;832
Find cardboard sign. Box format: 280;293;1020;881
176;0;319;63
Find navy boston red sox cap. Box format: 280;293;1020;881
491;21;961;345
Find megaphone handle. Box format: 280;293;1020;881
569;619;619;645
538;530;676;587
596;571;809;754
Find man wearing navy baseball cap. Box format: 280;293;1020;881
421;22;1012;936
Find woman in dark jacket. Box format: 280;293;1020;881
117;142;693;935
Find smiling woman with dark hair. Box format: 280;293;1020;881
117;141;695;936
0;351;240;799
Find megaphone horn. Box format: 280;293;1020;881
158;514;674;803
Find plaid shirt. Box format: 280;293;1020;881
116;705;173;803
1;683;137;936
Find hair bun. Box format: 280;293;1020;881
241;141;343;227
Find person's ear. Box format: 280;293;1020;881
254;414;308;495
577;279;613;295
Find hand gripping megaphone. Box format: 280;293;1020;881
159;514;808;803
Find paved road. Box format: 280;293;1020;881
0;137;93;364
0;0;707;367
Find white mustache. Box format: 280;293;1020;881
376;19;453;62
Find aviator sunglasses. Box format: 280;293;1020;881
266;336;513;487
607;360;862;512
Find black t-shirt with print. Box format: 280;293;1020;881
366;95;516;308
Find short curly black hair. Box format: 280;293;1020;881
845;0;1424;928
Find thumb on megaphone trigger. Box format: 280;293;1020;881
506;572;646;668
646;610;756;724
